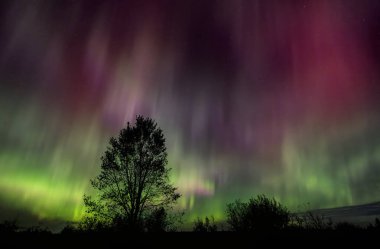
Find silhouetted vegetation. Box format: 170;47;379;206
226;194;290;232
366;217;380;231
144;207;183;232
144;207;168;232
61;223;78;234
334;221;362;232
1;205;380;249
0;220;18;233
300;211;333;230
82;116;180;232
193;216;217;232
24;225;51;234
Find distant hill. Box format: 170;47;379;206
309;202;380;226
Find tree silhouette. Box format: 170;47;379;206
226;194;290;232
83;116;180;231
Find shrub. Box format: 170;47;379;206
226;194;290;232
193;216;217;232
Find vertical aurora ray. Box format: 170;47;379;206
1;0;380;225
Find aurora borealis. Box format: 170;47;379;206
1;0;380;226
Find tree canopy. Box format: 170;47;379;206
83;116;180;231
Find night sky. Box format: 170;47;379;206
1;0;380;225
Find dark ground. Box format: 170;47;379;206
1;231;379;248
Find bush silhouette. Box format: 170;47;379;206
296;211;333;230
0;220;18;233
334;222;361;232
375;217;380;229
226;195;290;232
144;207;182;232
83;116;180;232
192;216;217;232
23;225;51;234
367;217;380;230
144;207;168;232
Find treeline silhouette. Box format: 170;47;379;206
2;195;380;234
1;196;380;248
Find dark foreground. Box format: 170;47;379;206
1;231;379;248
